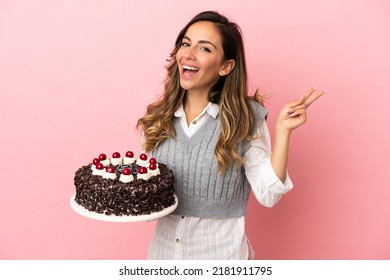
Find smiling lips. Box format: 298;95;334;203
182;65;199;78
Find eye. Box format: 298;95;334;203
181;41;190;47
201;47;211;53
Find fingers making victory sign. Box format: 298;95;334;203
277;88;326;131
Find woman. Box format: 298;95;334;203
137;10;324;259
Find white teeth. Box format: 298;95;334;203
183;65;199;71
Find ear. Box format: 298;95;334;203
219;59;235;76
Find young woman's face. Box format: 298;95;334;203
176;21;229;95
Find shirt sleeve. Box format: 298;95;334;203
243;120;294;207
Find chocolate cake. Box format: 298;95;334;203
73;152;175;216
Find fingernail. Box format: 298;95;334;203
300;94;305;100
323;89;327;93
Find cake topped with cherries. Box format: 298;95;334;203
74;151;175;216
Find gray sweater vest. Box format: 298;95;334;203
153;101;268;218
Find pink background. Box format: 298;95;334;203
1;0;389;259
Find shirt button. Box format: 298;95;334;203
181;216;185;219
192;120;197;124
176;238;180;243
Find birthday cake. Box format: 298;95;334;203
73;151;175;216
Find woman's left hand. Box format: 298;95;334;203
276;88;326;132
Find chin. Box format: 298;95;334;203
179;81;192;91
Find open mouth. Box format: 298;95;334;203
182;65;199;75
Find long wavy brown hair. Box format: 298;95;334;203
137;11;260;173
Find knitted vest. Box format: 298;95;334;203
153;101;268;218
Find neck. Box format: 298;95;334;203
183;90;209;126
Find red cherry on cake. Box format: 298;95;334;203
138;167;147;174
149;158;157;164
99;153;107;161
122;168;131;175
92;158;100;165
112;152;120;158
106;166;115;173
149;163;157;170
125;151;134;158
96;163;104;170
139;153;148;161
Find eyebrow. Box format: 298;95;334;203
183;35;217;50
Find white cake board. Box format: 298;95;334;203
70;193;178;222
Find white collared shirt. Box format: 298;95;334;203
147;102;293;259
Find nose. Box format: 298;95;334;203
183;46;196;60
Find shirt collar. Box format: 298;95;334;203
174;102;219;119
